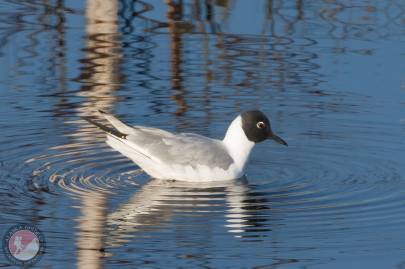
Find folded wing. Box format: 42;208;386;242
86;111;234;170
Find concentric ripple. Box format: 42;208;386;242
21;120;145;198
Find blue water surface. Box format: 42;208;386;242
1;1;405;268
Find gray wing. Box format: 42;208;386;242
84;111;234;170
126;128;234;170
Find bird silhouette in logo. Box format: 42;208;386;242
13;236;24;255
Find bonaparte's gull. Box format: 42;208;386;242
84;110;287;182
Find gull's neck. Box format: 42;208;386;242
222;116;255;172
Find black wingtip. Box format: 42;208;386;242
82;116;127;139
98;109;107;114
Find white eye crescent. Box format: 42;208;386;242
257;121;266;129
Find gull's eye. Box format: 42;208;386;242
256;121;266;129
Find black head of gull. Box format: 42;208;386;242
240;110;288;146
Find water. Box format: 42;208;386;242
1;0;405;268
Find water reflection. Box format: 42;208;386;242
167;0;187;117
106;178;270;247
74;0;121;268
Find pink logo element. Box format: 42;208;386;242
8;230;39;261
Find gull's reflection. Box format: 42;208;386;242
106;178;270;247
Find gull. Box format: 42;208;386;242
84;110;287;182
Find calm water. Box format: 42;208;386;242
1;0;405;268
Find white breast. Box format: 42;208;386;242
222;116;255;176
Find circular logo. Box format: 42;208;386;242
2;224;45;267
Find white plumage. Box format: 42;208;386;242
84;110;287;182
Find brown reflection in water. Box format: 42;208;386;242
166;0;187;117
261;0;304;36
53;0;69;115
76;192;106;269
76;0;122;117
74;0;122;268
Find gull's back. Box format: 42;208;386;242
107;126;237;181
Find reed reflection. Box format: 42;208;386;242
75;1;122;116
166;0;187;118
73;0;122;268
261;0;304;36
